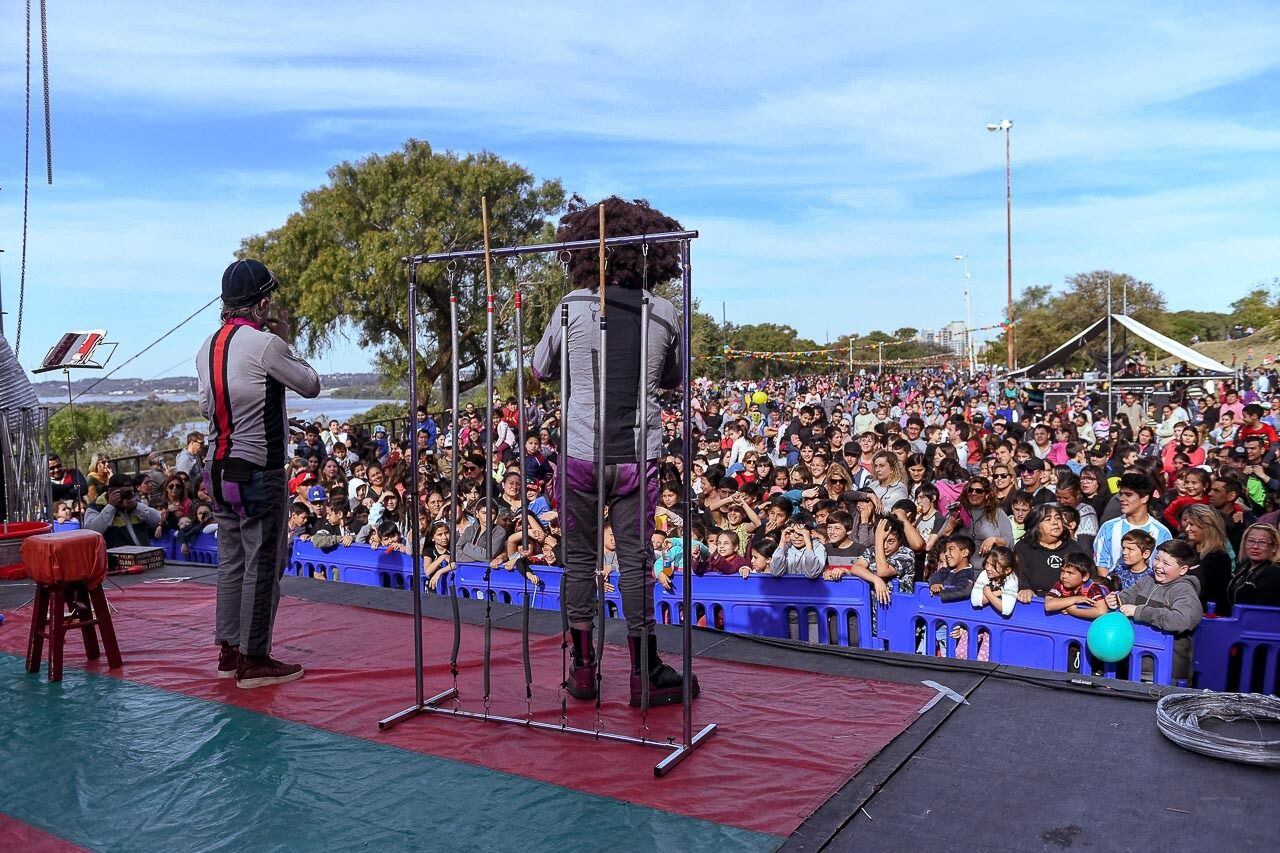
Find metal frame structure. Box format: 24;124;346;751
378;228;716;777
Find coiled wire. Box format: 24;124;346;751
1156;692;1280;767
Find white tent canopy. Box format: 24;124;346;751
1008;314;1235;378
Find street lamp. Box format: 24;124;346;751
954;254;975;374
986;118;1014;369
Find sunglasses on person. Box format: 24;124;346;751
166;484;183;491
993;472;1011;480
967;486;987;495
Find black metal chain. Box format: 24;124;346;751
16;0;32;357
40;0;52;185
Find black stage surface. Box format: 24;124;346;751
3;563;1276;852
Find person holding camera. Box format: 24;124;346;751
197;259;321;689
84;473;163;548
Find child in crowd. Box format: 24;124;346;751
970;545;1019;616
288;502;313;545
309;499;356;551
768;517;827;579
919;535;978;655
1008;491;1033;543
369;519;406;553
1106;539;1204;681
53;501;78;527
424;520;453;591
699;530;750;576
1106;529;1156;590
822;510;861;571
1045;553;1109;619
743;539;776;578
720;493;761;552
831;517;916;604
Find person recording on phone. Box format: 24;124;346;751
198;259;321;689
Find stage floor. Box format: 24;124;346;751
1;566;1276;852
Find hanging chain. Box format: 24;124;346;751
40;0;52;184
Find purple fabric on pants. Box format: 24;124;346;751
557;456;659;635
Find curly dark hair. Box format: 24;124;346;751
555;195;683;290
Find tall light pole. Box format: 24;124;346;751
954;254;975;374
987;118;1014;369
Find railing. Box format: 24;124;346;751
144;532;1280;693
1192;606;1280;695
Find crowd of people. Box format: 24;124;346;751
46;362;1280;680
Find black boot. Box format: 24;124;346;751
567;626;597;700
628;634;699;708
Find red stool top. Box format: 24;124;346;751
21;530;108;586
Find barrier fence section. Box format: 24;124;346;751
1192;606;1280;695
146;533;1280;692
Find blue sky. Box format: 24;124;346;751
2;1;1279;380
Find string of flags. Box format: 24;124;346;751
695;320;1017;363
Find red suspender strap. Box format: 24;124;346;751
210;324;239;461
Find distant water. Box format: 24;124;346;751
38;393;399;426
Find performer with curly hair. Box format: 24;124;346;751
532;196;699;706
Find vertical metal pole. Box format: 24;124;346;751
558;299;571;718
1107;285;1114;420
594;206;608;707
638;294;651;714
1005;125;1014;370
516;288;533;710
447;292;461;682
406;261;425;708
481;197;496;711
680;240;694;745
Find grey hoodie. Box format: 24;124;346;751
531;287;681;463
1116;573;1202;679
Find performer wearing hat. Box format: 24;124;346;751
532;197;698;707
197;259;320;688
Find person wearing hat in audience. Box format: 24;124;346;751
1017;458;1056;506
84;473;163;548
197;258;320;689
371;424;391;462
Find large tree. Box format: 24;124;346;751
238;141;566;402
984;271;1167;367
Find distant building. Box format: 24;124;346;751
936;321;967;356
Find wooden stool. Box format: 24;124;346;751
22;530;122;682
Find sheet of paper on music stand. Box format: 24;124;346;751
38;330;108;372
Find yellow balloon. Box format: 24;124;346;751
751;391;768;405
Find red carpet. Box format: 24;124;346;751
2;582;932;836
0;813;85;852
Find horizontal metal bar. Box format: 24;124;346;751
419;704;680;750
653;723;718;777
406;230;699;264
378;686;460;731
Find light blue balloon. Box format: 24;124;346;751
1087;611;1135;662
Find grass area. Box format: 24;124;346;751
1157;323;1280;369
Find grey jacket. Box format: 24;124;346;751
531;287;681;462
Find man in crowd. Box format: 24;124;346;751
174;431;206;487
48;454;88;502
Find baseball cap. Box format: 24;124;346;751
306;485;327;502
842;440;861;456
374;424;387;434
1231;445;1248;458
221;259;279;308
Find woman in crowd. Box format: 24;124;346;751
1225;523;1280;616
869;450;909;506
85;452;114;503
1013;504;1091;599
1178;504;1233;612
1078;465;1110;517
942;476;1013;556
1161;424;1205;477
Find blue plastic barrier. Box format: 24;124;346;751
658;574;874;647
180;537;1198;685
1192;606;1280;696
185;532;219;566
879;584;1176;684
52;520;82;533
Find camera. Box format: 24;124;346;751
947;501;961;514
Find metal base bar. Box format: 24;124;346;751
378;686;459;731
653;723;718;778
416;702;718;773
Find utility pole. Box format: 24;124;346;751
877;341;884;375
987;118;1014;369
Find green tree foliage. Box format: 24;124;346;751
238;140;566;405
983;271;1167;366
49;405;116;461
1229;283;1280;330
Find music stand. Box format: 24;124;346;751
33;330;117;484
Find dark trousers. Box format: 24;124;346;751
212;466;288;657
561;457;658;636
